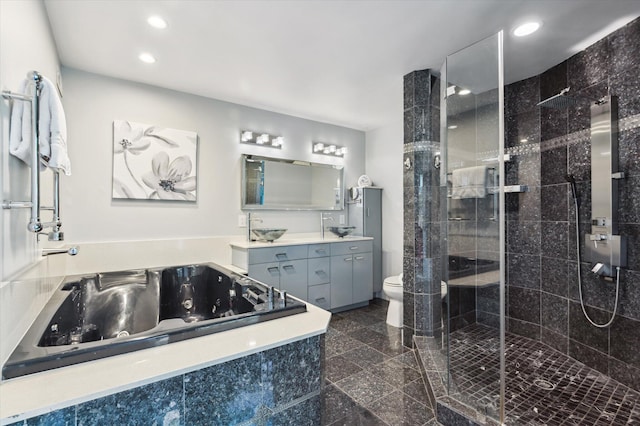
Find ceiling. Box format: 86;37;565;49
43;0;640;132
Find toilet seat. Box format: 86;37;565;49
384;275;402;287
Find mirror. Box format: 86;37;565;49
242;155;344;210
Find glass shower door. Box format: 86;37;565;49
441;31;505;423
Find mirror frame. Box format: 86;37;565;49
241;154;344;211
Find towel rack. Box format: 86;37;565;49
2;71;64;241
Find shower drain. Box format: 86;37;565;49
533;378;556;390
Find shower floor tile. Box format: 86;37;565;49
444;323;640;425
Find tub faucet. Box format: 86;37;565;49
321;213;334;240
42;246;79;256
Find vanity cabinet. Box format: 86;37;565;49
246;246;308;301
330;241;373;308
307;244;332;310
232;238;373;311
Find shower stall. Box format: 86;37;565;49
411;22;640;425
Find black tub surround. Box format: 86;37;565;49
4;336;323;426
3;263;306;379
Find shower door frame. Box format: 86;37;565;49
440;30;506;424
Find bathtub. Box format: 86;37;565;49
2;263;306;379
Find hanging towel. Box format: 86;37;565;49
8;73;71;175
39;75;71;175
8;79;36;167
451;165;488;199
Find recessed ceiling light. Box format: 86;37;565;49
147;15;167;29
458;89;471;96
513;21;541;37
139;52;156;64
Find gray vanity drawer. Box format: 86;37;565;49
247;262;281;287
308;284;331;310
307;244;331;258
331;240;373;256
248;245;308;264
308;257;331;286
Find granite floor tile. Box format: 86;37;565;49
403;379;431;409
325;331;365;358
368;358;422;389
367;390;435;426
334;370;396;406
340;345;389;369
328;315;366;334
325;354;363;383
321;384;359;425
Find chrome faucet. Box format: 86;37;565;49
247;212;263;241
321;213;334;240
42;246;79;256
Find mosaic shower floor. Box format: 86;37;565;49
444;324;640;425
321;300;439;425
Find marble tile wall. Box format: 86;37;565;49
403;70;443;344
7;336;322;425
504;17;640;391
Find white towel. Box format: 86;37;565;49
39;76;71;175
451;165;488;199
8;79;37;167
8;74;71;175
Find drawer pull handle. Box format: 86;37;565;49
282;265;295;271
315;270;326;274
344;257;353;262
349;246;359;250
355;256;365;261
315;249;326;254
267;267;279;273
315;297;327;303
275;253;287;259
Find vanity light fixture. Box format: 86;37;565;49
240;130;283;149
458;88;471;96
312;142;346;157
448;125;458;130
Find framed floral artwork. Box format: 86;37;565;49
112;120;198;201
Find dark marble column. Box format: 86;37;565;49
403;70;443;345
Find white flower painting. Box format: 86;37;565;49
112;120;198;201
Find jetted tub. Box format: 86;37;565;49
2;263;306;379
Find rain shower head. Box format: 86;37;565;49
537;87;597;109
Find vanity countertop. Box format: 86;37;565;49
0;301;330;424
230;235;373;250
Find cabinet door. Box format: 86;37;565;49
330;255;353;309
352;252;373;303
308;284;331;310
279;259;308;301
308;257;330;286
248;262;280;287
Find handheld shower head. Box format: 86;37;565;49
565;174;579;201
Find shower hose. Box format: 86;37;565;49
571;192;621;328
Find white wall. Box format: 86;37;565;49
0;0;62;366
0;0;60;279
60;68;365;243
365;115;404;282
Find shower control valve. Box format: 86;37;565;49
589;233;607;241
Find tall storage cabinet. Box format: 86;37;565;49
348;187;383;293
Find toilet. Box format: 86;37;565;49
382;273;403;327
